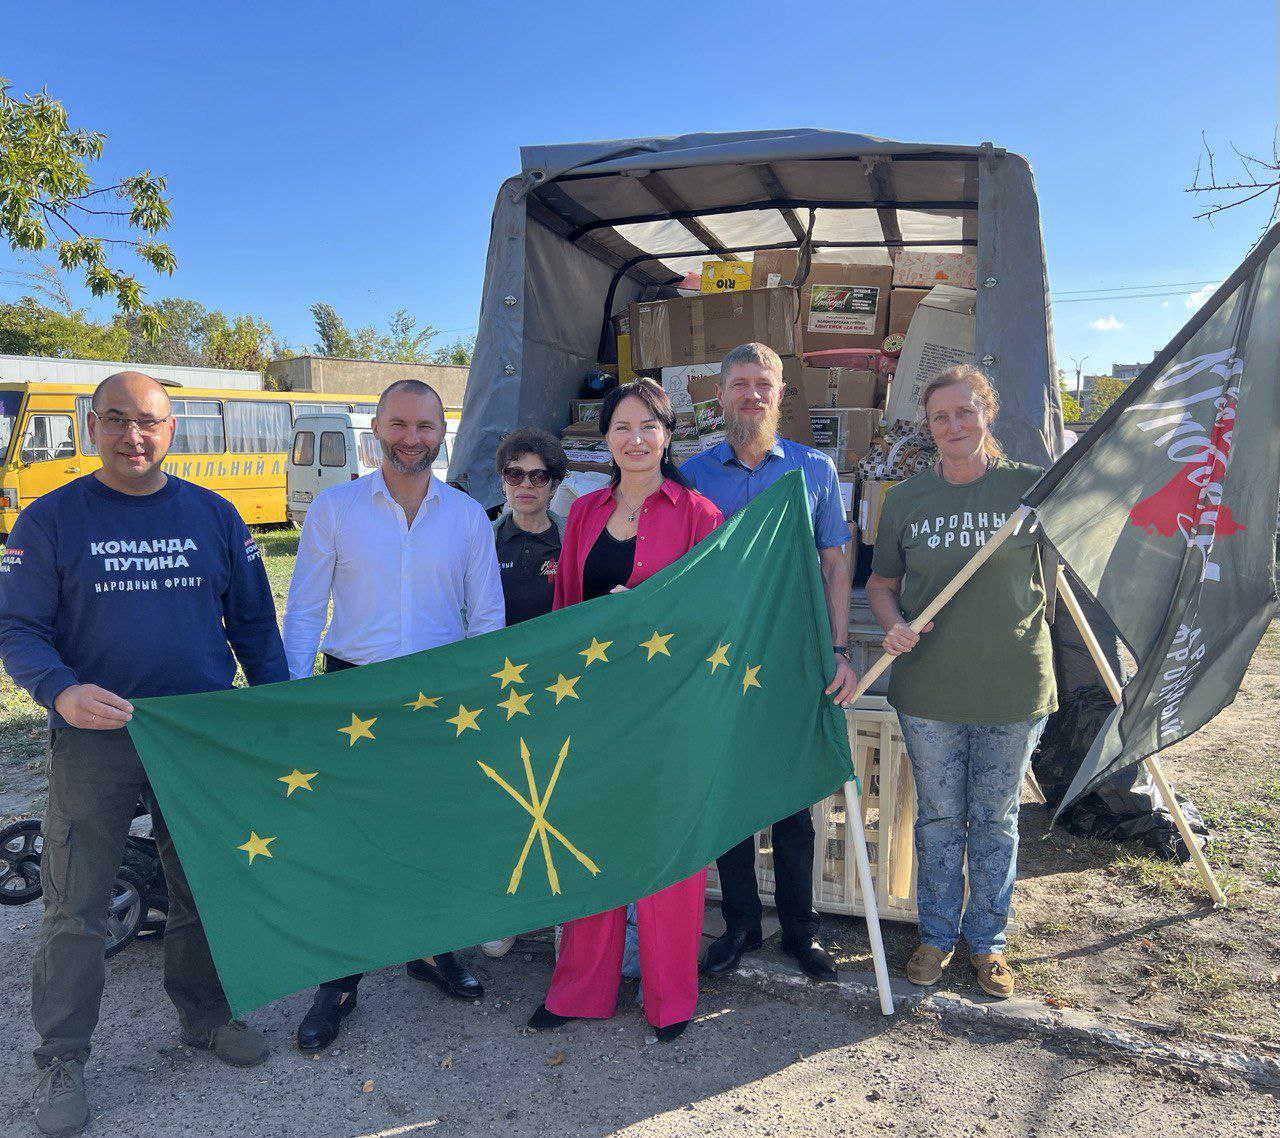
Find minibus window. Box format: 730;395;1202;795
292;431;315;466
74;395;98;456
319;431;347;467
19;414;75;463
358;431;381;468
353;403;378;415
0;391;22;458
170;399;225;454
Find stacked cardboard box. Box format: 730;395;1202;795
892;251;977;290
885;285;977;426
751;251;892;355
628;287;796;371
700;259;752;293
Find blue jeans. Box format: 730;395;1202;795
897;714;1047;955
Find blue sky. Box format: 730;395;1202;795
4;1;1276;375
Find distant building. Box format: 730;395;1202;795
1111;361;1148;381
266;355;468;410
0;353;262;390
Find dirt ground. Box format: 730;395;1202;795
0;912;1274;1138
824;620;1280;1044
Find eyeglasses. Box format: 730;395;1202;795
502;465;552;488
95;414;170;437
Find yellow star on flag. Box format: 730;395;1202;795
546;674;580;704
278;769;318;797
447;704;484;736
405;692;441;711
497;688;533;720
338;713;377;746
578;637;612;666
237;832;275;864
742;664;762;694
706;642;732;674
491;657;529;689
640;630;673;660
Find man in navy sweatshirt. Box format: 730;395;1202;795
0;372;289;1138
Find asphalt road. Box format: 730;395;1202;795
0;907;1271;1138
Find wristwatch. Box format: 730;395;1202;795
833;646;849;658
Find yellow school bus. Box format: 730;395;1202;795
0;383;390;535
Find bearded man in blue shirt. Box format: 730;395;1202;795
0;372;289;1138
682;342;858;985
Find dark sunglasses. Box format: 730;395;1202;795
502;465;552;488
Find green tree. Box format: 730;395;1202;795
204;311;285;373
1;79;175;338
1086;375;1131;418
0;296;127;359
1059;380;1082;423
125;297;211;366
432;335;474;366
310;302;463;363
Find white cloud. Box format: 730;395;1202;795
1162;300;1171;308
1089;316;1124;331
1185;283;1220;310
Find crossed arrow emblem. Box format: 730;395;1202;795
477;737;601;895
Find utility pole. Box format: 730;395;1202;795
1069;355;1091;404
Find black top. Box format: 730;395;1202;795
582;527;637;601
493;513;562;625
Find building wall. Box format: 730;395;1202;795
267;356;469;409
0;353;263;390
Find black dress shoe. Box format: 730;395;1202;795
527;1003;576;1031
406;952;484;1000
701;929;763;975
781;938;838;982
653;1019;689;1043
296;987;357;1052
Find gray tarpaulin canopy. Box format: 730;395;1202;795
452;129;1063;506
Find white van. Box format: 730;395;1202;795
286;412;457;527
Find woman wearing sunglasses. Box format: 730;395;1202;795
490;428;568;629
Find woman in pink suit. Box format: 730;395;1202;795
528;378;722;1043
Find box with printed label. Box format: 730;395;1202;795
671;409;701;463
562;436;613;474
809;407;878;472
572;399;604;424
701;260;753;293
660;362;720;411
751;251;891;353
629;288;796;370
892;251;977;290
885;285;977;426
888;288;931;336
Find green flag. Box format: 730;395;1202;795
127;471;851;1015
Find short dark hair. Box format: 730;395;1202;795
376;379;443;418
599;378;690;488
495;427;568;482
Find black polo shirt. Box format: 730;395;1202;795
492;512;562;626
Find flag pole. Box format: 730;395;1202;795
843;770;895;1015
1053;569;1227;906
850;505;1031;703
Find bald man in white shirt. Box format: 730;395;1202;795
283;379;504;1052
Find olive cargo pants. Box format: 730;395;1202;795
33;726;231;1065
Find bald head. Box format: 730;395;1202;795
93;371;172;417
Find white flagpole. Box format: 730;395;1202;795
1053;568;1227;906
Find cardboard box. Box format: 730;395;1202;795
888;288;930;336
701;260;752;293
751;250;891;353
660;362;720;411
885;285;977;426
629;288;796;370
892;251;977;290
571;399;604;424
671;409;700;463
859;479;901;544
611;311;636;383
562;436;613;474
801;367;876;409
809;407;878;471
838;475;857;520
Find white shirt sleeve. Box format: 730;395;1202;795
282;494;338;679
463;506;506;637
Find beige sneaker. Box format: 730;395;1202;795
905;943;954;986
971;953;1015;998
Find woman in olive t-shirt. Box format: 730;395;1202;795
867;366;1056;1000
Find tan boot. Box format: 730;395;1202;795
905;943;954;986
971;953;1015;998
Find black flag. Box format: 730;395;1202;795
1024;225;1280;813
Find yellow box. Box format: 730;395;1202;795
700;260;753;293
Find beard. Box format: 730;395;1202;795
381;437;440;475
725;402;781;453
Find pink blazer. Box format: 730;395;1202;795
553;480;723;610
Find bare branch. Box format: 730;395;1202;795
1192;183;1275;220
